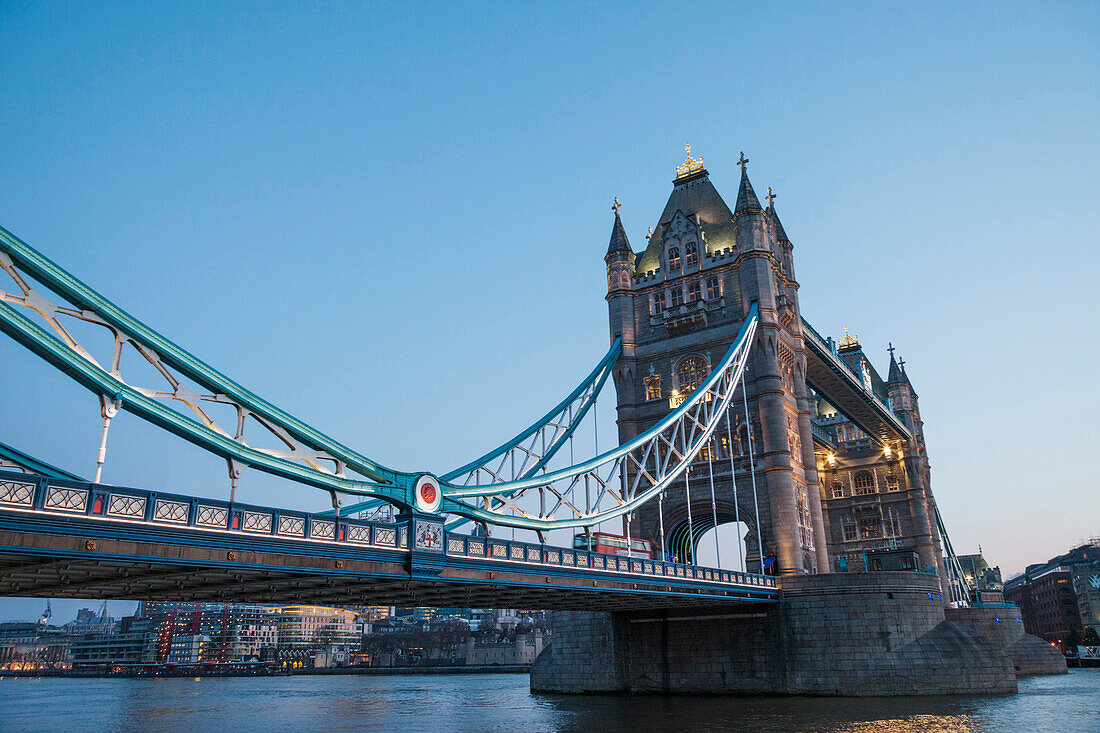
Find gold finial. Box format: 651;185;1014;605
675;144;705;179
839;325;859;349
612;196;622;216
765;187;776;207
646;226;653;240
737;151;749;172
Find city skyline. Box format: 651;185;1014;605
1;2;1097;624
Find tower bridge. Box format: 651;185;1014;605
0;148;1065;693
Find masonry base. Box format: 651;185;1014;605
532;572;1023;695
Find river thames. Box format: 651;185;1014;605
0;669;1097;732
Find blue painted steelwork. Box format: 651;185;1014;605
435;306;758;530
0;225;761;533
0;470;778;604
0;440;84;481
800;316;913;442
0;225;413;504
335;337;621;520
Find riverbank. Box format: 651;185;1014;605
0;664;530;679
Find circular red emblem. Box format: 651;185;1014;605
419;482;437;504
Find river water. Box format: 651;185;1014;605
0;669;1097;732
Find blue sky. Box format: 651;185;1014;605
0;1;1097;621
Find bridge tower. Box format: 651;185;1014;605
605;149;828;575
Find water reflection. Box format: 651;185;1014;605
0;669;1095;732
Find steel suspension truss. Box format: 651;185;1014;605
437;306;758;531
0;224;757;534
934;504;973;606
0;225;408;506
336;336;620;526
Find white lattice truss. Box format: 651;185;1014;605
443;313;758;530
0;249;387;489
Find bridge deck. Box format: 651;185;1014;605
0;471;777;610
801;318;913;444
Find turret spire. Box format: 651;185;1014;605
765;186;790;242
887;343;904;384
734;151;763;214
605;197;633;259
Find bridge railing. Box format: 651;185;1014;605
0;470;777;592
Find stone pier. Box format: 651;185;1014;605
532;572;1058;695
946;605;1067;677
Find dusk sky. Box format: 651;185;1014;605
1;1;1097;622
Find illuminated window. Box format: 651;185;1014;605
886;474;900;491
652;292;664;315
718;435;731;458
644;375;661;401
859;517;882;538
668;247;681;271
706;277;720;300
854;471;875;495
671;287;684;307
676;355;708;394
685;241;698;267
831;482;846;499
687;280;700;303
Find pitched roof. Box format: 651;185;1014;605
734;168;763;214
887;352;904;384
605;211;633;258
767;203;790;243
635;171;738;273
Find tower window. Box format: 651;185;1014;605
685;242;698;267
644;375;661;401
670;287;684;307
853;470;876;495
706;277;720;300
859;517;883;539
687;280;700;303
676;355;708;394
831;482;846;499
652;293;664;315
841;515;858;542
668;247;681;271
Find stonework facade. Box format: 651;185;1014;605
605;154;944;585
606;156;825;576
530;572;1066;695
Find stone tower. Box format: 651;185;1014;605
604;149;828;575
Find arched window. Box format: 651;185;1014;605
685;241;698;267
853;470;875;495
687;280;700;302
676;355;708;394
667;247;681;271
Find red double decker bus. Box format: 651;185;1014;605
573;532;654;559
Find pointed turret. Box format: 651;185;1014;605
605;197;635;295
605;198;633;259
734;152;763;215
887;344;904;384
766;188;790;243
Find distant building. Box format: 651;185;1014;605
0;622;74;670
958;552;1004;603
70;616;155;665
140;602;278;663
465;631;546;666
272;606;362;652
1005;540;1100;651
